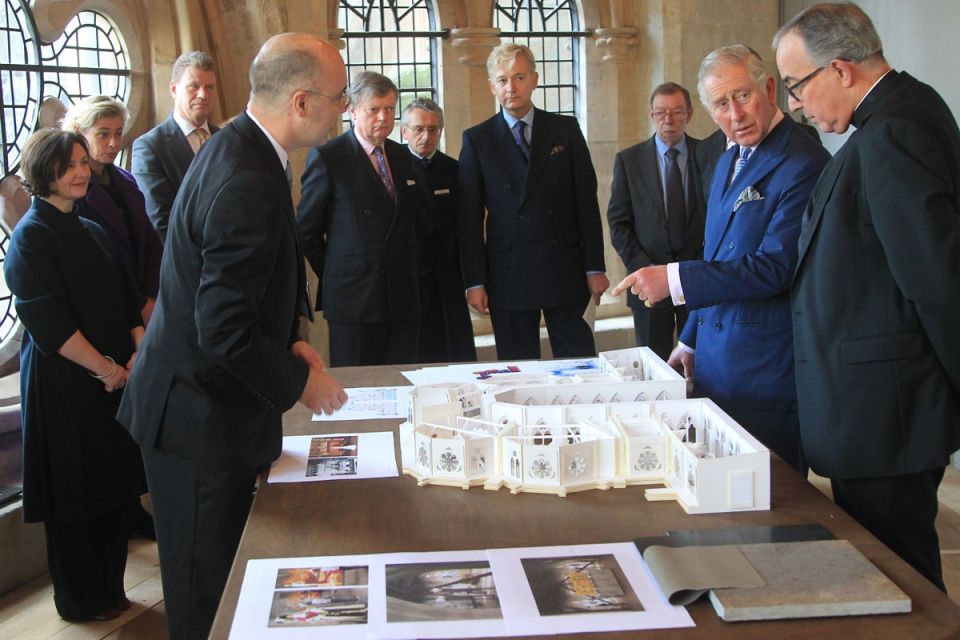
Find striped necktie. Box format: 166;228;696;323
733;145;752;179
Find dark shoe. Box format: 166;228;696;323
115;596;131;611
92;607;123;621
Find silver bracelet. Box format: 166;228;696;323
90;355;118;381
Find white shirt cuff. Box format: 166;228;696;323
667;262;685;305
677;341;695;354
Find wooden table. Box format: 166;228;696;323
210;365;960;639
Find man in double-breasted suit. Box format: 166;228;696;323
117;35;348;640
298;71;421;367
614;45;829;475
401;98;476;363
458;43;608;360
776;2;960;591
607;82;707;360
132;51;219;243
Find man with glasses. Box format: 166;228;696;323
298;71;421;366
401;98;477;363
118;34;349;640
613;44;829;476
133;51;219;243
607;82;708;359
775;2;960;591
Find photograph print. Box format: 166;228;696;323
386;560;504;622
521;555;645;616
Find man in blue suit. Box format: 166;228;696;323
614;45;829;474
458;43;608;360
132;51;219;243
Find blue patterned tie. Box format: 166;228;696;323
733;145;752;179
512;120;530;161
373;146;396;200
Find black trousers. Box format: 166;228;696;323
490;302;595;360
631;303;688;361
831;467;946;592
142;445;259;640
327;320;419;367
44;503;131;620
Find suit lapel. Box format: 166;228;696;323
704;147;737;259
494;115;528;206
524;108;550;198
795;139;851;276
163;116;196;173
705;118;792;259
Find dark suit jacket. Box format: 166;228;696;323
458;108;606;310
606;134;707;310
117;112;309;469
695;128;727;199
132;114;219;243
793;70;960;478
410;149;476;361
297;131;420;323
77;164;162;309
678;116;829;415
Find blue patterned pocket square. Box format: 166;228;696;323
733;185;763;212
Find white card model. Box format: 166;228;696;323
268;432;398;484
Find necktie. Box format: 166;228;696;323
373;146;396;200
512;120;530;161
664;147;685;254
733;145;752;179
189;127;209;154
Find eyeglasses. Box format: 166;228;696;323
651;108;689;121
784;66;826;102
304;87;350;107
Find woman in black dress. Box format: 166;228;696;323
4;129;146;621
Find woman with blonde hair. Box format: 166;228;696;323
62;95;162;324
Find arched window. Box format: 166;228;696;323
0;1;130;174
337;0;442;138
493;0;585;118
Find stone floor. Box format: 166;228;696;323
0;467;957;639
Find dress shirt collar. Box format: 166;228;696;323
353;127;386;158
244;109;288;170
654;134;688;159
172;111;211;139
501;108;535;137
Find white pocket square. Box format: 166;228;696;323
733;185;763;212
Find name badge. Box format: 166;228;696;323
406;179;416;186
434;188;451;195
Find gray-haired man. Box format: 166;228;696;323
298;71;421;366
401;98;476;363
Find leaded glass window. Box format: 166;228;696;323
337;0;441;138
493;0;585;118
0;1;130;174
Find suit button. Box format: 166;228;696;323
364;209;372;216
518;215;524;220
728;241;735;249
697;317;704;326
505;184;513;190
714;321;722;330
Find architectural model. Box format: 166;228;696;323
399;348;770;514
